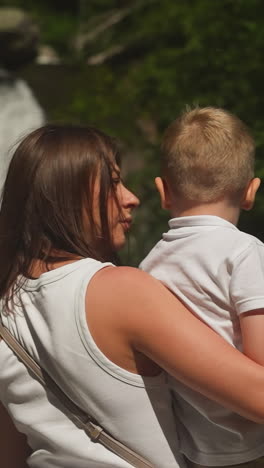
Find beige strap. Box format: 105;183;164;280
0;322;154;468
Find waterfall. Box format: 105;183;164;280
0;69;45;194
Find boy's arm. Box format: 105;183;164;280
240;310;264;365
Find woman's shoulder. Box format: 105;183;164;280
87;265;176;332
95;265;162;292
91;265;169;316
85;266;164;375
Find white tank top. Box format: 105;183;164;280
0;258;184;468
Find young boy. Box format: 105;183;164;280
140;107;264;468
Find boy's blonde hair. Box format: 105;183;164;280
161;107;255;203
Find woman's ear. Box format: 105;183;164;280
241;178;261;211
155;177;172;210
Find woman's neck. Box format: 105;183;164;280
28;253;83;279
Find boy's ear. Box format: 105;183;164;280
155;177;172;210
241;177;261;211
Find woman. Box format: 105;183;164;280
1;124;264;468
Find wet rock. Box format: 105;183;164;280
0;8;39;70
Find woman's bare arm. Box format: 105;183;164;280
87;266;264;423
0;402;30;468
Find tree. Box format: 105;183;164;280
5;0;264;263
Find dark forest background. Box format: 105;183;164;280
2;0;264;264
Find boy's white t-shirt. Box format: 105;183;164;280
141;215;264;466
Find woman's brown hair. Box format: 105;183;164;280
0;124;122;310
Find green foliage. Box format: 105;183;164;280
9;0;264;263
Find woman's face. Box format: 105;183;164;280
108;166;140;250
93;165;140;251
